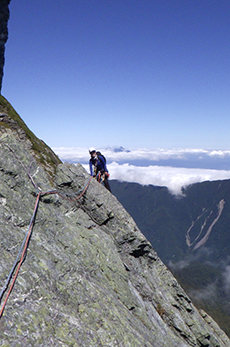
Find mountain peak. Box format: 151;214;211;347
0;98;230;346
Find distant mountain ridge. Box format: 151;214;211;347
110;179;230;336
54;145;230;171
1;4;230;344
110;179;230;262
1;97;230;346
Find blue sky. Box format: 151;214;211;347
2;0;230;150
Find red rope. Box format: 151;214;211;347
0;192;41;318
0;176;93;318
43;175;93;201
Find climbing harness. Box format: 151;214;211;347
0;142;93;318
97;171;102;182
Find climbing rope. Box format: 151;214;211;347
0;142;93;318
44;175;92;202
0;203;39;302
0;175;92;318
0;193;41;318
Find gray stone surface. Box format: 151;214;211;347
0;102;230;346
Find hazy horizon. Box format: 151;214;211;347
53;146;230;194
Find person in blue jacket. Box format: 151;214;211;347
89;147;111;192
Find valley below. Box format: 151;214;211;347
110;179;230;337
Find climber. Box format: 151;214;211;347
89;147;111;192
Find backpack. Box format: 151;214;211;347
96;151;106;163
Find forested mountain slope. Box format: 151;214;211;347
1;97;230;346
110;179;230;337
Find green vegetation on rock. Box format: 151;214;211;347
0;103;230;346
0;95;61;178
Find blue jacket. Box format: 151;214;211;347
89;155;108;176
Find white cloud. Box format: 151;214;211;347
168;259;191;271
208;150;230;157
223;265;230;294
53;147;89;162
53;146;230;195
53;146;230;164
81;162;230;195
188;282;217;301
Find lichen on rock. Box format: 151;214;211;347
0;99;230;346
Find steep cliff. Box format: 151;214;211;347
0;0;11;93
0;97;230;346
110;180;230;336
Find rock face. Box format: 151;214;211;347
110;180;230;336
0;97;230;346
0;0;11;93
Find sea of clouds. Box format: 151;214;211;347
53;146;230;195
106;163;230;195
